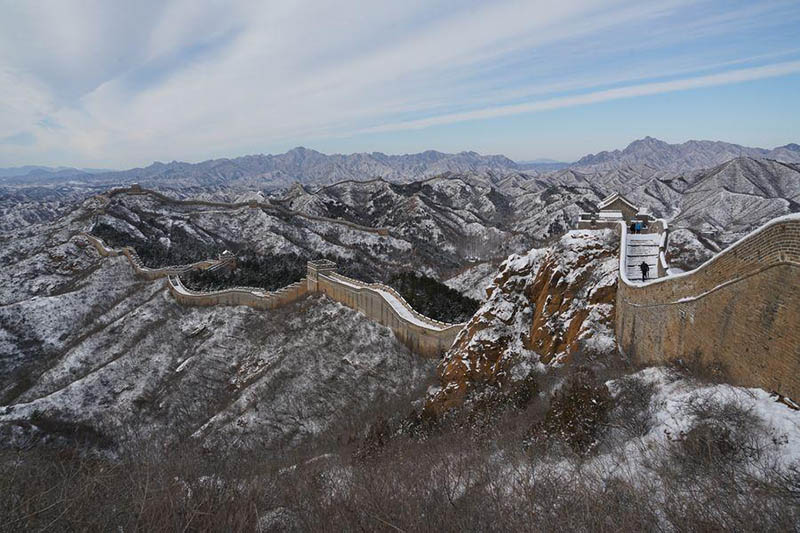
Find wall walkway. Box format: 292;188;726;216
83;233;224;280
307;260;464;357
86;233;464;358
167;275;309;310
615;214;800;399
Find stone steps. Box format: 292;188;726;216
626;233;661;281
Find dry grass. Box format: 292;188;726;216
2;369;799;532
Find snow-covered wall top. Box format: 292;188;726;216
314;271;465;357
616;213;800;400
321;272;465;331
83;233;221;279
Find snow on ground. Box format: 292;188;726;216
0;281;436;452
188;296;437;451
602;367;800;472
487;367;800;496
445;262;499;301
0;194;438;453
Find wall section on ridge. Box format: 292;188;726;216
166;276;309;310
83;233;219;280
616;215;800;399
307;261;464;358
85;231;462;359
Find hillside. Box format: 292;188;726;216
0;204;434;452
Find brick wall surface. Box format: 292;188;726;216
616;217;800;399
166;276;309;310
315;272;464;358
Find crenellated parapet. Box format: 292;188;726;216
614;213;800;399
166;275;308;310
312;268;465;357
85;231;464;358
82;233;221;279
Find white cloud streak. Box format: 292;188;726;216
0;0;798;166
359;60;800;134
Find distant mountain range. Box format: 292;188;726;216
0;149;525;189
574;136;800;172
0;165;109;181
2;137;798;189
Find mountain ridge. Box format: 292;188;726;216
3;137;798;189
574;136;800;172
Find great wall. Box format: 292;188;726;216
87;187;800;398
83;215;465;358
581;193;800;400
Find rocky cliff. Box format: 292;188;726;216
426;229;619;414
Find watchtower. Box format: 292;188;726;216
578;192;653;229
306;259;337;292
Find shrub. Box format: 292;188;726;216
387;271;480;323
669;391;763;468
181;252;308;292
525;368;612;455
608;374;657;439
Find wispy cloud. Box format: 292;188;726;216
0;0;798;166
358;60;800;134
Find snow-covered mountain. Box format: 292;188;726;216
535;157;800;267
0;165;109;182
1;148;527;189
273;156;800;271
0;203;434;452
574;136;800;172
5;137;796;191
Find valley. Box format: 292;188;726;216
1;137;799;531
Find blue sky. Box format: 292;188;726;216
1;0;799;168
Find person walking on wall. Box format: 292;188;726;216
640;261;650;281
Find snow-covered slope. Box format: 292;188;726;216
0;291;434;452
93;184;533;281
444;262;500;301
0;199;435;453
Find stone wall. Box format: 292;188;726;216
166;276;309;310
616;214;800;399
307;260;464;357
83;234;219;279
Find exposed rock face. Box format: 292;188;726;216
426;229;619;414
